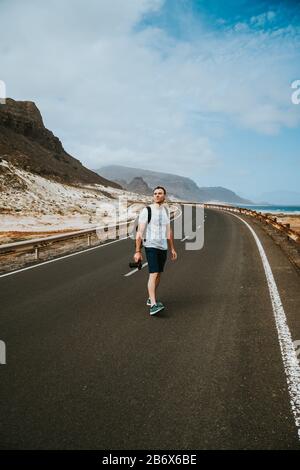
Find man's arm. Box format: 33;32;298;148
135;222;146;253
133;221;146;261
167;223;177;260
167;224;175;250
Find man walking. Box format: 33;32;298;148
133;186;177;315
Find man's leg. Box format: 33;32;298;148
148;272;159;306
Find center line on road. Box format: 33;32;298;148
232;213;300;441
0;236;130;279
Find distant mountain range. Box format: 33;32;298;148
95;165;253;204
0;98;121;188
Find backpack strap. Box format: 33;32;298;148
143;206;151;243
146;206;152;224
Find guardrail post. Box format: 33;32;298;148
87;234;91;246
34;246;39;260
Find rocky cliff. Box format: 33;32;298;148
0;98;121;188
116;176;153;195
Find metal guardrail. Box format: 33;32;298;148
0;220;133;259
205;203;300;244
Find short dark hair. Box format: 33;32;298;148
153;186;166;195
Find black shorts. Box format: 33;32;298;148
144;247;168;273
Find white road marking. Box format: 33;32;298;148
124;262;148;277
232;213;300;441
0;236;129;279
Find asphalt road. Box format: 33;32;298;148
0;205;300;450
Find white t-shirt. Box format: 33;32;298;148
138;203;170;250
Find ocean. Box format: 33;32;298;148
232;205;300;214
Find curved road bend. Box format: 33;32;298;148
0;205;300;449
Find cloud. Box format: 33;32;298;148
234;22;249;32
0;0;299;175
250;10;277;27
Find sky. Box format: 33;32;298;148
0;0;300;201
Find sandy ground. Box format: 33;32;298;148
270;214;300;234
0;230;77;244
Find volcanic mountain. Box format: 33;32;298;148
0;98;121;188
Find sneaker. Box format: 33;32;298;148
146;298;162;306
149;303;165;316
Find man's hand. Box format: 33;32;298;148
171;248;177;261
134;251;143;263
